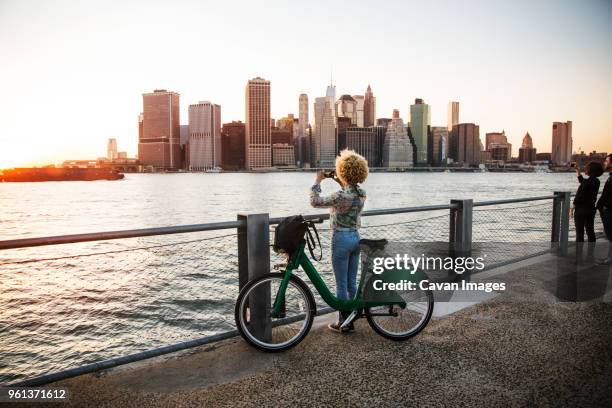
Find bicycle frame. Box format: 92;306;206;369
272;242;410;314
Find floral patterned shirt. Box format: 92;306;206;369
310;183;366;230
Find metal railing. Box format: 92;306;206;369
1;191;599;387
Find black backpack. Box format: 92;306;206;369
273;215;322;260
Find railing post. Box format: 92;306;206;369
551;193;561;243
449;199;473;255
551;191;571;252
237;213;271;341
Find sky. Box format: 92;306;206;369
0;0;611;167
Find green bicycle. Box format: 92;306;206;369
234;221;434;352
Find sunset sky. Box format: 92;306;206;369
0;0;611;167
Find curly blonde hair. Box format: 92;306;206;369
335;149;369;186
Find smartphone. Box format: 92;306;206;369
323;170;335;178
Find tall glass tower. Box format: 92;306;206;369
410;98;430;165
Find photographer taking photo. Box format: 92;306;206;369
310;150;368;333
572;161;604;242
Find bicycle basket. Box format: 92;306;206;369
273;215;322;261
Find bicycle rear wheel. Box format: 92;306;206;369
366;287;433;340
235;273;316;352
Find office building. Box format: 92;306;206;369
297;94;309;167
353;95;365;127
298;94;309;136
536;152;552;162
336;95;357;125
364;85;376;127
428;127;448;167
336;117;352;153
449;123;482;166
271;128;292;145
485;130;511;161
179;125;189;146
245;77;272;169
489;143;512;162
382;109;413;168
107;138;117;161
447;101;459;131
277;114;296;137
221;121;246;170
188;101;221;171
139;89;181;169
138;113;144;141
410;98;430;165
376;118;392;128
518;132;537;163
313;95;337;167
300;125;312;167
485;131;507;151
272;144;296;167
345;127;384;168
551;121;572;165
326;82;336;101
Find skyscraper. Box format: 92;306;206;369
188;101;221;171
364;85;376;127
346;126;383;168
522;132;533;149
298;94;309;137
428;127;448;167
449;123;482;166
485;130;507;151
298;94;309;168
336;95;357;125
519;132;537;163
107;138;117;161
353;95;365;127
221;121;246;170
447;101;459;131
313;94;337;167
326;82;336;101
485;131;512;161
245;77;272;169
382;109;413;168
410;98;430;165
138;113;144;142
139;89;181;169
551;121;572;165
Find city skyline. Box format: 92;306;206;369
1;0;611;167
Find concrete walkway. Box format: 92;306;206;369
20;258;612;407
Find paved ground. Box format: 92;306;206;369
16;258;612;407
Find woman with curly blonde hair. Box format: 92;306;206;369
310;149;368;333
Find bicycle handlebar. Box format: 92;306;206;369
308;218;325;224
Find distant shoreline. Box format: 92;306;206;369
134;167;571;174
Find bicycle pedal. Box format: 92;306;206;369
340;310;358;329
273;263;288;270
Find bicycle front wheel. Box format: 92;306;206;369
366;287;433;340
235;273;316;352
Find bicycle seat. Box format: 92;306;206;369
359;238;388;250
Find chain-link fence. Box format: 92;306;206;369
0;231;240;384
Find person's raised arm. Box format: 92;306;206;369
575;164;584;182
310;170;339;208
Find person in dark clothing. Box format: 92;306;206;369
572;161;604;242
596;154;612;243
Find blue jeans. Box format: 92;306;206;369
331;230;361;301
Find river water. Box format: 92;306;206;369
0;172;589;382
